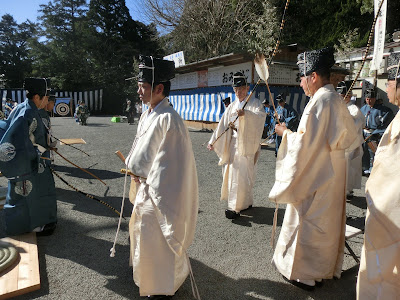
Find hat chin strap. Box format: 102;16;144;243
303;53;313;97
150;56;154;108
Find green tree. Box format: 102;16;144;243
86;0;163;112
282;0;372;50
31;0;90;90
357;0;400;41
0;14;36;88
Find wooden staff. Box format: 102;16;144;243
115;151;147;179
254;53;280;125
343;0;386;100
51;167;123;219
51;134;90;156
53;149;107;186
364;133;378;153
260;131;276;145
115;150;126;163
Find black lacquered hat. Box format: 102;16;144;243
48;89;56;101
297;47;335;77
387;52;400;80
232;72;247;87
336;80;352;95
364;88;376;98
138;55;175;84
23;78;50;96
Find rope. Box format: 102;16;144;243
186;253;201;300
51;168;123;218
110;168;129;257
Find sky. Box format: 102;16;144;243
0;0;149;25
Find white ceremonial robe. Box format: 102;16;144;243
357;111;400;299
269;84;362;281
209;97;266;212
126;98;198;296
346;102;365;192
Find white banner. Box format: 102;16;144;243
164;51;185;68
370;0;387;71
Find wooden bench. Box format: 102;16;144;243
0;233;40;299
345;224;364;263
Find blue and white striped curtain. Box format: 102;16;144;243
0;89;103;112
160;85;307;122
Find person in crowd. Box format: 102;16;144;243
262;99;274;141
336;80;365;198
356;51;400;299
124;55;199;299
1;78;57;236
135;101;142;119
360;87;394;175
75;100;90;125
39;89;57;160
123;99;136;124
208;72;265;219
4;98;13;118
274;94;299;156
269;47;361;290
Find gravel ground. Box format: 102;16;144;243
0;116;367;300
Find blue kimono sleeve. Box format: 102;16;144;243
0;115;38;179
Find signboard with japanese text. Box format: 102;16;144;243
170;61;299;91
163;51;185;68
171;62;252;90
254;64;298;85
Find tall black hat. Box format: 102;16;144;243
48;89;56;101
24;78;50;96
232;72;247;87
297;47;335;77
336;80;352;95
138;55;175;84
387;52;400;80
276;94;285;102
365;88;376;98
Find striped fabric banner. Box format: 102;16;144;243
0;89;103;112
143;85;307;122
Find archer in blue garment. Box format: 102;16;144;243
0;78;57;236
274;94;299;156
262;99;275;139
360;88;394;175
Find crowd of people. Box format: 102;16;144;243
0;49;399;300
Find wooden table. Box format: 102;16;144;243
0;233;40;299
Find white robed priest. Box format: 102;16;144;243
122;55;199;300
336;80;365;198
208;72;265;219
269;47;362;290
357;52;400;299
